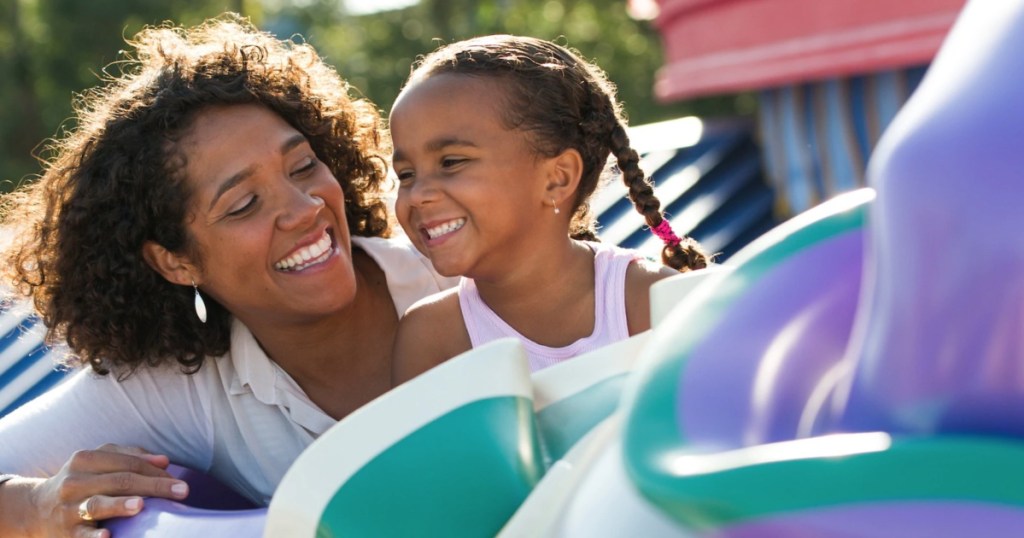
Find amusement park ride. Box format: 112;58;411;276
7;0;1024;535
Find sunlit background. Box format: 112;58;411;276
0;0;753;190
347;0;419;15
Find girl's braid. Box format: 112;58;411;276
582;82;710;271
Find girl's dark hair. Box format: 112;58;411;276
405;35;709;271
0;15;391;377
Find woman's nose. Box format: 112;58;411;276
276;185;325;231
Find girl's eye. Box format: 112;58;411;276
226;195;258;217
396;169;415;182
441;157;466;168
293;156;319;176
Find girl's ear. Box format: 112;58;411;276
544;147;584;206
142;241;200;286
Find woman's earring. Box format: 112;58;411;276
192;280;207;324
551;198;561;215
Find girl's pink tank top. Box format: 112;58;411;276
458;241;640;372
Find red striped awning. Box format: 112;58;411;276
652;0;966;101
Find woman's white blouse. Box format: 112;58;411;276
0;235;454;505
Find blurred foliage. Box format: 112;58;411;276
275;0;754;124
0;0;249;190
0;0;754;190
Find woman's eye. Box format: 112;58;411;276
293;156;319;176
226;195;257;217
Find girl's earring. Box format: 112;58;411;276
192;279;207;324
551;198;561;215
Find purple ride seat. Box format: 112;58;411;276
616;1;1024;535
102;464;266;537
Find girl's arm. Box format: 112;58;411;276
391;289;472;386
624;258;679;335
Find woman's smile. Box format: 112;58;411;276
274;228;339;272
181;104;356;324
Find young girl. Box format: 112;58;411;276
390;35;709;383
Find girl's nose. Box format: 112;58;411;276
405;175;441;207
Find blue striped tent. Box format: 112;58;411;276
0;298;67;417
596;116;775;261
758;66;928;216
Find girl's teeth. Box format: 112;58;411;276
426;218;465;239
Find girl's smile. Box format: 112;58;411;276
390;74;555;279
421;218;467;244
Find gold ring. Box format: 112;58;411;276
78;498;94;521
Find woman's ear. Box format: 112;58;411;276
142;241;199;286
544;148;584;207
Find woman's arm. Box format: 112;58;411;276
391;290;472;386
0;367;213;535
0;446;185;538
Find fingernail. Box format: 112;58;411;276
125;498;142;511
171;482;188;497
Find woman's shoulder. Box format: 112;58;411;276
352;234;458;315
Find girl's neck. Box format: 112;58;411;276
474;236;592;296
473;237;597;345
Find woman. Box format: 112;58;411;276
0;15;453;537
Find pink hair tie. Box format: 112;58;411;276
651;219;682;247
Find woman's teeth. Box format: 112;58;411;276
425;218;465;239
275;231;332;271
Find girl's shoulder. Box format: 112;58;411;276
391;287;471;385
623;253;678;335
398;287;464;345
405;284;460;314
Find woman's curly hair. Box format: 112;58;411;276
405;35;710;271
0;14;392;377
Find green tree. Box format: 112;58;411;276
0;0;252;190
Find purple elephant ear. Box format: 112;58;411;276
832;0;1024;436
